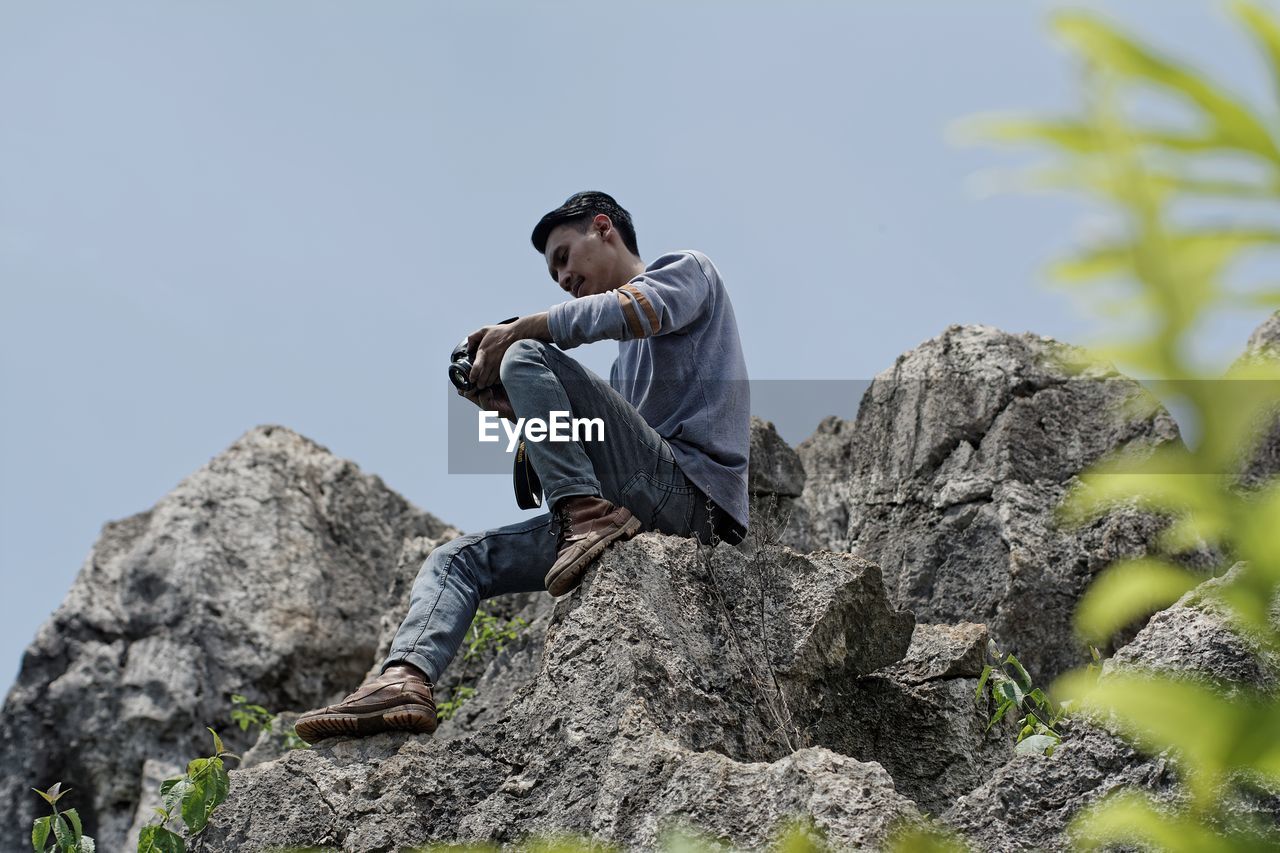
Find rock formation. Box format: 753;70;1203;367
0;426;453;852
943;567;1279;851
6;319;1279;851
792;324;1187;682
190;537;919;851
1236;310;1280;490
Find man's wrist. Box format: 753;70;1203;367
516;312;552;342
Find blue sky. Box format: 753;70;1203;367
1;0;1271;695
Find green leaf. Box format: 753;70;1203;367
1055;669;1251;805
181;773;216;834
1233;0;1280;109
1053;12;1280;162
1003;654;1033;690
51;815;72;852
210;759;230;810
62;809;81;842
987;700;1013;731
208;728;225;757
137;825;185;853
1015;734;1060;756
32;816;51;852
1071;789;1231;851
34;783;67;807
974;664;992;703
1075;558;1201;645
995;679;1025;708
160;778;191;815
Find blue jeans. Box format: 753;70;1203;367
383;339;715;683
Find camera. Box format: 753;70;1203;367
448;316;520;393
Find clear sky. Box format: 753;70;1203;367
1;1;1271;695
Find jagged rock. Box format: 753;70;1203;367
943;569;1278;851
190;535;919;851
746;417;809;550
1107;566;1280;693
1245;310;1280;360
1236;310;1280;490
0;426;453;853
749;416;806;498
881;621;989;685
944;722;1174;852
804;622;1013;816
794;324;1188;682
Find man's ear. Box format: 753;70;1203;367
592;213;612;237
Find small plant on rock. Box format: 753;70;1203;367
138;729;235;853
436;685;477;722
463;609;528;661
30;782;95;853
230;693;308;751
974;641;1075;756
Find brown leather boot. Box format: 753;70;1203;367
545;495;642;597
293;663;437;744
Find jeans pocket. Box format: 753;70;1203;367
621;470;696;535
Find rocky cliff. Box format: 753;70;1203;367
3;318;1276;852
790;325;1195;681
0;426;453;851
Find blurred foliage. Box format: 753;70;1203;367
404;818;831;853
955;2;1280;851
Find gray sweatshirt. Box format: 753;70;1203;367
547;250;750;532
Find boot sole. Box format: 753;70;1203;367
294;703;437;743
546;514;642;597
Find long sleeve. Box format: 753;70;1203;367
548;251;712;350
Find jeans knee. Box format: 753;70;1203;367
427;535;491;596
499;338;551;385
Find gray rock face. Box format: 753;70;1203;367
0;426;452;853
1245;310;1280;360
1236;310;1280;490
190;536;920;851
944;570;1277;851
746;417;810;551
794;324;1185;682
805;622;1013;817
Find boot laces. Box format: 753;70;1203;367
550;502;575;540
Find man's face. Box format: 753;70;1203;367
543;216;620;299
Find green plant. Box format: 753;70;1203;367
963;2;1280;850
230;693;308;752
229;693;273;734
436;685;476;722
974;641;1077;756
139;729;236;853
463;610;528;661
30;783;95;853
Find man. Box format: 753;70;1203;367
295;191;750;743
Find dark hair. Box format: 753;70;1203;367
531;191;640;257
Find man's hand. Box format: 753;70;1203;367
459;383;517;422
466;313;551;390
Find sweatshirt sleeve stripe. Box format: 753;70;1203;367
616;289;647;338
621;284;661;335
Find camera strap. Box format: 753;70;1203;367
512;440;543;510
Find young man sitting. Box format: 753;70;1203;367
295;191;750;742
